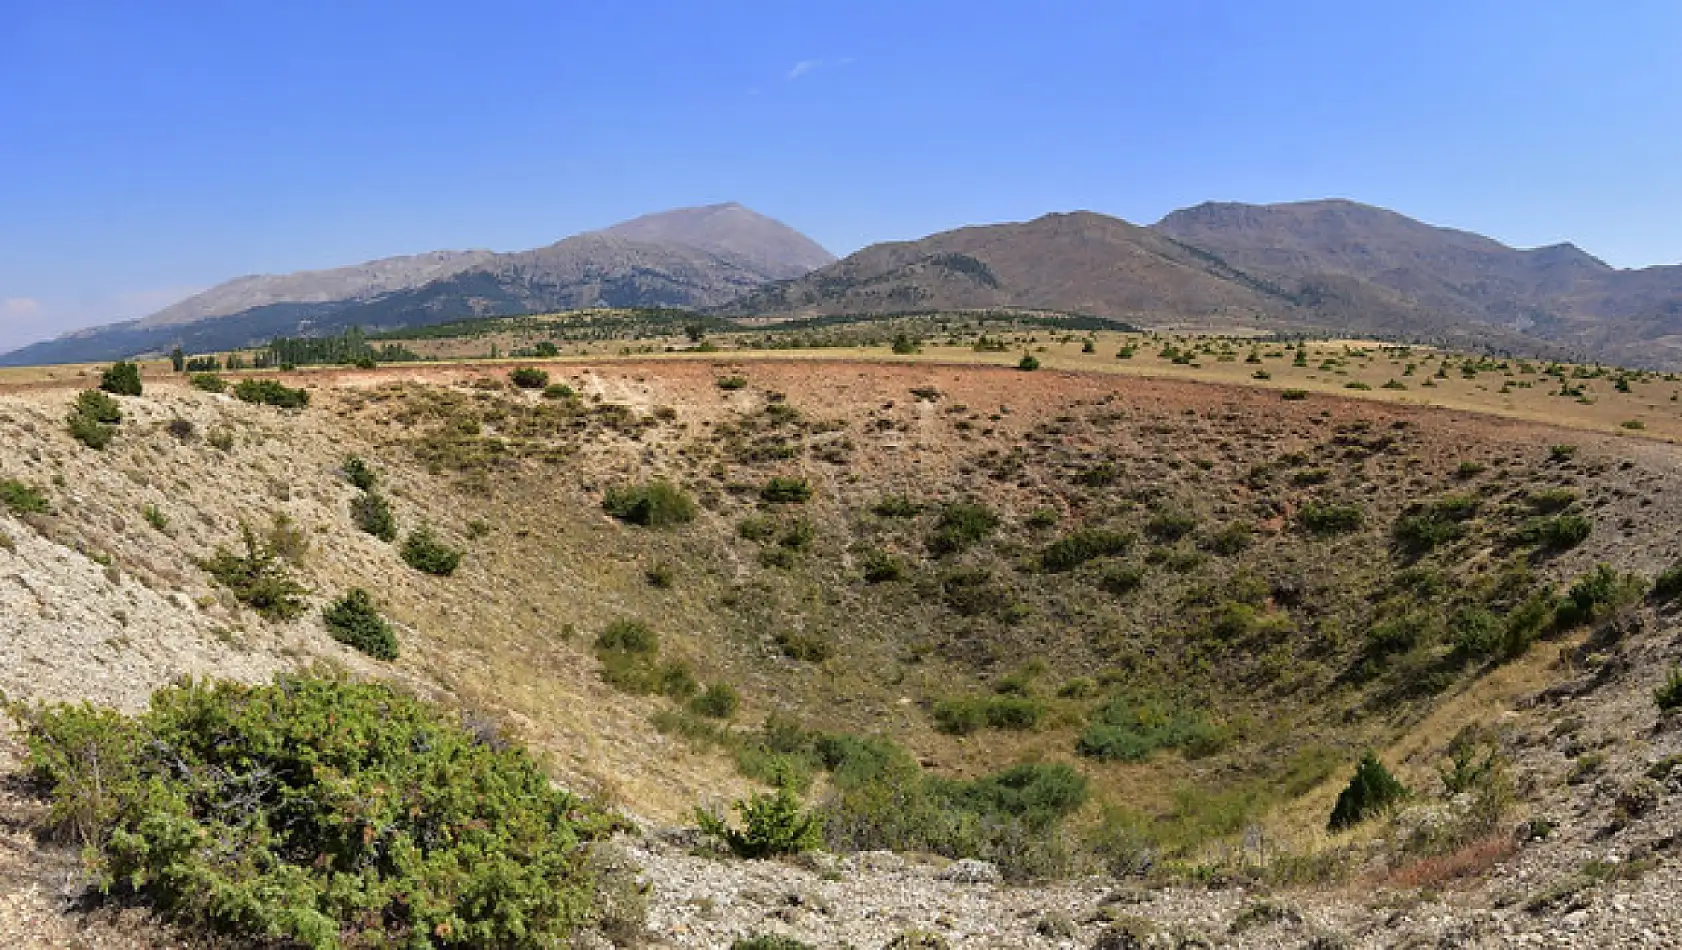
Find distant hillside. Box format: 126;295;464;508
716;211;1289;326
1152;200;1682;365
599;201;835;277
0;204;831;366
133;249;497;329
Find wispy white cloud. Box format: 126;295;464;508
0;285;204;354
787;57;854;81
2;297;43;317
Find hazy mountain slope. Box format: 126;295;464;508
0;205;831;366
717;211;1291;323
599;202;835;276
1154;199;1682;364
134;249;497;329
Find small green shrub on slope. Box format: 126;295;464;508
342;455;377;491
8;676;612;948
603;479;696;527
350;491;398;541
1328;751;1408;831
400;526;463;576
698;786;823;858
322;588;399;660
197;524;308;621
0;479;49;516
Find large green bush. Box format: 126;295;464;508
400;526;463;576
603;479;697;527
927;501;1000;556
1297;502;1364;536
1328;751;1409;831
509;367;550;390
233;378;310;409
8;676;612;948
99;361;143;396
1041;529;1133;572
197;524;309;621
1511;514;1591;551
322;588;399;660
596;619;659;654
1076;692;1224;762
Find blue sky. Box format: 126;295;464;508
3;1;1679;351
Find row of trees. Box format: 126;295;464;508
167;327;419;373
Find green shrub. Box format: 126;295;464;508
690;683;741;719
197;524;309;621
9;676;610;947
1041;529;1134;572
342;455;377;490
509;367;549;389
760;476;813;504
1017;353;1040;371
1653;561;1682;602
188;372;226;393
142;504;168;531
1280;389;1309;400
775;631;833;662
1077;692;1223;762
232;377;309;408
322;588;399;660
67;388;124;448
1526;487;1579;514
541;383;575;400
698;786;823;858
1655;667;1682;712
350;491;398;542
1555;564;1646;628
737;515;776;542
1097;563;1146;596
928;501;1000;555
99;361;143;396
603;479;697;527
892;334;920;355
0;479;49;516
67;410;115;449
1549;444;1578;462
716;375;749;390
872;494;920;518
1512;514;1591;551
1451;606;1502;659
932;695;1046;735
400;526;463;576
1144;507;1197;542
1297;502;1363;535
645;561;675;588
1202;521;1253;556
860;548;908;583
597;619;659;655
1328;751;1408;830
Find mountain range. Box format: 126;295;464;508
8;198;1682;368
